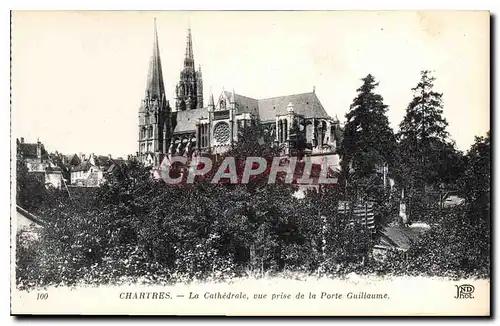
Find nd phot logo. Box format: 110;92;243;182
454;284;475;299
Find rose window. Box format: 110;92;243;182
213;122;230;143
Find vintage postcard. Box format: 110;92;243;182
10;10;490;316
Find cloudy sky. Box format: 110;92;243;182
11;11;489;157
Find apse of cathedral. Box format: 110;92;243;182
138;21;343;166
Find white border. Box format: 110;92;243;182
1;1;497;325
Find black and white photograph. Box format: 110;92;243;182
10;10;490;316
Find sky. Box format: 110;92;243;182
11;11;490;158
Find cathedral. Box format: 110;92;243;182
138;21;342;166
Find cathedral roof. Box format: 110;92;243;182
221;90;259;115
144;19;165;101
172;91;330;134
220;90;330;121
173;107;209;134
257;92;329;122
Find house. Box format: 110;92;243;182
16;138;64;189
62;153;81;167
70;153;127;187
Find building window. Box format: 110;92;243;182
219;99;226;109
201;124;209;148
148;126;153;138
213;122;230;143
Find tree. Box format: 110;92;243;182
405;206;490;278
460;131;490;223
395;71;462;222
339;74;396;201
397;70;451;187
16;158;47;210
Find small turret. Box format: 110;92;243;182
230;88;236;104
196;65;204;109
208;87;215;112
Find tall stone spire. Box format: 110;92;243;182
145;18;165;100
176;26;203;110
184;27;195;69
138;19;170;164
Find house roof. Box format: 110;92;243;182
72;161;92;172
106;158;128;173
71;154;127;172
66;154;81;166
45;165;62;173
17;142;48;159
94;155;113;167
379;225;429;251
16;205;45;227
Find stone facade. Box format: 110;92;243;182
138;21;342;166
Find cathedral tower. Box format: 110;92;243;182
175;28;204;111
138;19;170;163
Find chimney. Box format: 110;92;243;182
313;86;316;93
36;139;42;159
108;154;112;160
81;154;86;161
20;137;24;144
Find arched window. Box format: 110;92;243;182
305;123;313;143
321;121;327;145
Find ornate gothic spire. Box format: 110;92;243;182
208;87;214;108
231;88;236;103
184;27;195;69
145;18;165;100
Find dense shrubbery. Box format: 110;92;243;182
370;206;490;279
16;155;489;289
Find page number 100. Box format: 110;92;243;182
37;293;48;300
